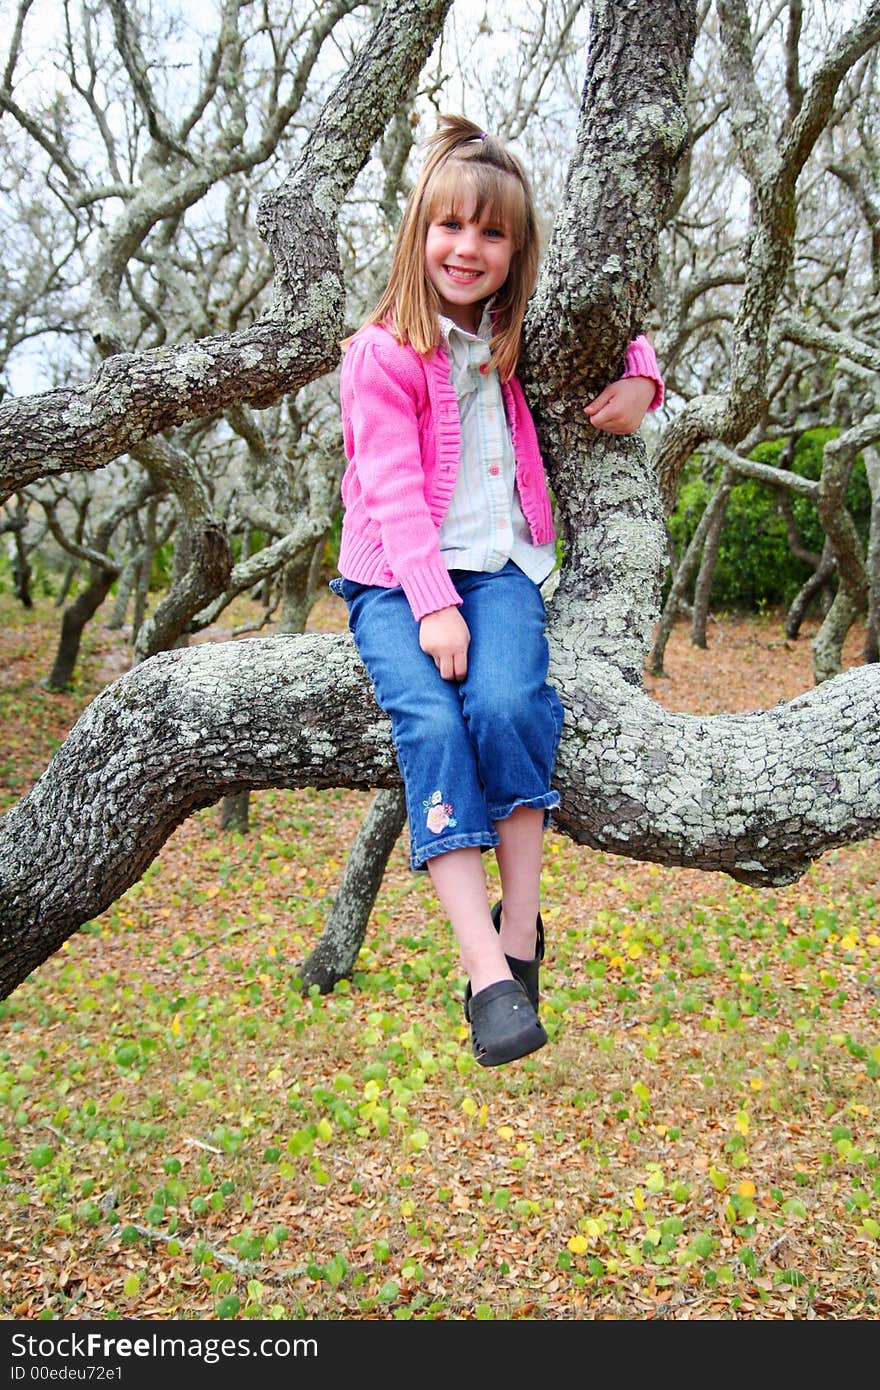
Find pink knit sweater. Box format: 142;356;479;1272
338;323;662;620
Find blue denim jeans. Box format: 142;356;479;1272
331;562;563;870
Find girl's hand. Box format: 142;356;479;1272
420;606;470;681
584;375;657;434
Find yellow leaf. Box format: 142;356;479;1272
866;933;880;947
478;1104;488;1126
749;1077;763;1091
627;943;643;959
461;1097;477;1116
170;1013;181;1036
568;1235;589;1255
497;1126;514;1141
632;1187;645;1211
734;1113;749;1136
609;954;625;968
737;1180;756;1198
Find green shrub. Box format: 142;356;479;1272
666;429;870;612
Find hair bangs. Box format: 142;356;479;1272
425;159;528;248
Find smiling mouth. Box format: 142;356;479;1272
443;265;482;282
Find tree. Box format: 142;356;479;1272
2;0;880;1003
649;3;880;675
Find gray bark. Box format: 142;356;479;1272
690;481;730;648
9;499;33;607
108;551;139;630
812;586;862;683
44;569;116;693
811;407;880;681
650;467;735;674
219;792;250;834
3;626;880;998
864;445;880;661
133;520;232;663
299;788;408;994
785;539;837;639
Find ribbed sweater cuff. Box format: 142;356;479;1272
624;336;664;410
400;559;462;620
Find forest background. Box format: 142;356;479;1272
0;0;878;1320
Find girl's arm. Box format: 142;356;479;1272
342;337;462;620
584;333;664;435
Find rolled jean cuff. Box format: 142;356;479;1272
488;791;560;829
411;829;499;872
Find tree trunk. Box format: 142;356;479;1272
54;559;78;609
108;552;139;630
279;540;325;635
10;515;33;609
785;540;836;639
299;788;408;993
812;407;873;681
690;483;731;647
134;520;232;662
132;498;159;644
812;586;861;683
44;568;116;692
219;792;250;833
650;468;735;673
864;445;880;663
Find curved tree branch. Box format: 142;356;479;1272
0;0;454;502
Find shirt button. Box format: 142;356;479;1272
489;465;500;476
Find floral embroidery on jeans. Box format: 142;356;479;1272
423;789;457;834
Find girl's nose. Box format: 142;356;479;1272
459;223;481;256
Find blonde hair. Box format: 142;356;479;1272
356;114;540;381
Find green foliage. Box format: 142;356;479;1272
0;548;68;600
667;429;871;612
149;540;175;592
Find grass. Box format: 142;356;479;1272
0;589;878;1320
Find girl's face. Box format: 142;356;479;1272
424;196;514;334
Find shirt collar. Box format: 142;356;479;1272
438;298;494;351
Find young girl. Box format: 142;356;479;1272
332;115;662;1067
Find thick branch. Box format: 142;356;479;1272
2;630;880;997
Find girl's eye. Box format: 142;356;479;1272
441;219;461;230
484;228;504;239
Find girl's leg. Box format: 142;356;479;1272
494;806;544;959
427;847;512;996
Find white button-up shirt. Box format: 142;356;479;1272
437;310;557;587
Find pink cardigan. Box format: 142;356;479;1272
338;322;662;620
